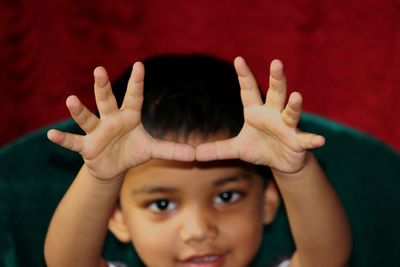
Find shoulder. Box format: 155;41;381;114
107;262;128;267
267;255;291;267
276;259;291;267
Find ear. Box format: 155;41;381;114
108;207;131;243
262;180;281;224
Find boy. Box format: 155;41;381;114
44;54;351;267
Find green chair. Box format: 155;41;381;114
1;113;399;267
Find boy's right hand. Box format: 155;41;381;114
47;62;195;180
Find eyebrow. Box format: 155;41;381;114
131;172;253;196
131;186;178;195
213;172;253;186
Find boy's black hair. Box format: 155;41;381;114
112;54;272;181
112;54;243;140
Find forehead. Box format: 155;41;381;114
122;133;263;190
126;159;257;178
122;159;262;190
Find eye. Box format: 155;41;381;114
214;191;242;205
148;199;177;213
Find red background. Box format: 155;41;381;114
1;1;399;150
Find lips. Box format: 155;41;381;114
180;253;226;267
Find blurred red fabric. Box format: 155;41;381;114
1;1;399;150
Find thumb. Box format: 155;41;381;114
151;139;196;162
196;139;238;161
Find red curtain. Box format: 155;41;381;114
1;0;399;150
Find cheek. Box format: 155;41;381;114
219;198;265;262
223;211;264;248
124;212;179;266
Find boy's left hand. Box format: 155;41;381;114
196;57;325;174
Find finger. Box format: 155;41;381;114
281;92;302;128
234;57;263;108
151;140;195;162
93;66;119;117
297;132;326;150
66;95;99;133
47;129;84;153
121;62;145;112
195;138;238;161
266;59;287;110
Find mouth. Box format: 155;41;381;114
180;253;227;267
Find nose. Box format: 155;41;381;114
179;206;218;244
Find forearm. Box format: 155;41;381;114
44;164;123;267
273;153;351;267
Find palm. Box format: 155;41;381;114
196;57;325;174
78;110;152;179
48;63;195;180
233;108;307;173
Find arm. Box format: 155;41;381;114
196;57;351;267
44;63;195;267
274;153;351;267
44;165;122;267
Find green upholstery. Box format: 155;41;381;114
0;113;399;267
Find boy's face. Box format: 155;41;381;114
109;134;278;267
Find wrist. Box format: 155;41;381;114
82;164;125;185
272;152;315;180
